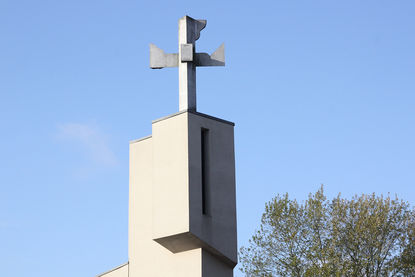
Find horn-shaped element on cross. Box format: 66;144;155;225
149;15;225;112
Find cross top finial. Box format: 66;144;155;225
150;16;225;112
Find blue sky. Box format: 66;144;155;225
1;1;414;276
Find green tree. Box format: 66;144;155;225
239;187;415;277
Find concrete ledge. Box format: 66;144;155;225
152;110;235;126
153;232;237;268
96;262;129;277
130;135;152;144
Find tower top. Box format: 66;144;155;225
150;16;225;112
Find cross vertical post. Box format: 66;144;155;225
178;16;198;111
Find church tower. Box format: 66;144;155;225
98;16;237;277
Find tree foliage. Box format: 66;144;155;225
239;187;415;277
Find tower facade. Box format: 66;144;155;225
97;16;237;277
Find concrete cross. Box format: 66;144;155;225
150;15;225;112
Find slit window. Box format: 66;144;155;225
201;128;210;215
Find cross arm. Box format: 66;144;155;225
194;43;225;67
149;43;178;69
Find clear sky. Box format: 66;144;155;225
1;1;414;276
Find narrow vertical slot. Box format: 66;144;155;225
201;128;209;215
